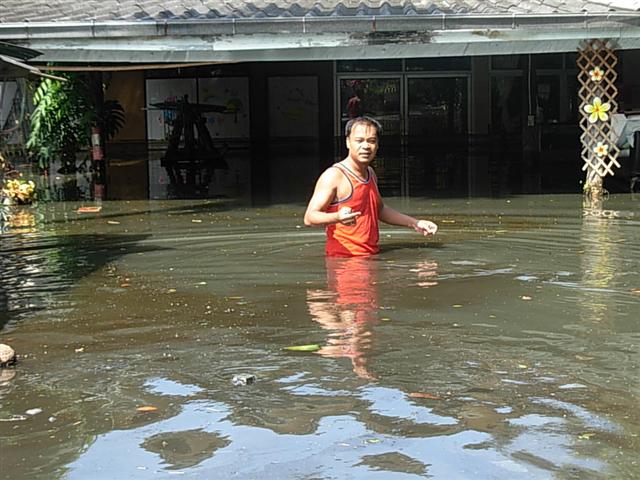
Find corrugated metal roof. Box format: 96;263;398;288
2;1;640;63
0;0;638;23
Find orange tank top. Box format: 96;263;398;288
326;164;382;257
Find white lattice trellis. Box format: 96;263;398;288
577;39;621;184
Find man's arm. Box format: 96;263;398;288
379;204;438;236
304;169;361;227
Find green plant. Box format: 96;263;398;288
26;73;124;173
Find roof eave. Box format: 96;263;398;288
3;13;640;64
1;13;640;40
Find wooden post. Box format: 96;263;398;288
577;39;620;204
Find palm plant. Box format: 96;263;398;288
27;73;124;173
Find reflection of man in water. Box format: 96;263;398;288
307;257;379;380
304;116;438;257
308;257;440;380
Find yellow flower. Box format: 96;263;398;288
589;67;604;83
593;141;609;157
583;97;610;123
2;178;36;203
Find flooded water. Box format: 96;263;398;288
1;194;639;479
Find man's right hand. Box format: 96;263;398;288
338;206;361;226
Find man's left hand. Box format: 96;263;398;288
414;220;438;236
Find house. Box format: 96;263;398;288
2;1;640;201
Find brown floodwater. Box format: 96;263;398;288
1;194;639;479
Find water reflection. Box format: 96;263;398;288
579;203;622;324
0;218;159;330
141;429;230;470
307;257;380;380
409;260;439;289
306;256;439;380
3;207;37;234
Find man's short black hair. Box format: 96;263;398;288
345;116;383;138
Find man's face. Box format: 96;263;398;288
346;123;379;166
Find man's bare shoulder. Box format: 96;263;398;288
317;164;344;186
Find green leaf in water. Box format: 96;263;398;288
283;344;321;352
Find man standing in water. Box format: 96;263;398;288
304;116;438;256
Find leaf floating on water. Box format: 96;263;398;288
77;206;102;213
452;304;463;308
136;406;158;413
520;295;533;301
283;344;321;352
365;438;381;444
191;219;202;223
517;364;529;369
578;432;596;440
107;220;120;225
167;288;177;293
409;392;441;400
575;354;594;361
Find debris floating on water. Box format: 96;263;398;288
136;406;158;413
232;374;256;386
76;206;102;213
283;344;321;352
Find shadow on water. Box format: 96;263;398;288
0;208;166;330
379;241;445;254
42;198;246;226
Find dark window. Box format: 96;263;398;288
491;75;524;133
491;55;525;70
336;59;402;73
532;53;563;70
405;57;470;71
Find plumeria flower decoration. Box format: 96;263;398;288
583;97;611;123
593;141;609;158
589;66;604;83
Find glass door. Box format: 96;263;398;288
336;74;470;196
338;77;402;136
405;75;469;195
338;77;403;194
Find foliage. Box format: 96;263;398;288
99;100;126;141
1;178;36;204
26;73;125;172
27;74;90;171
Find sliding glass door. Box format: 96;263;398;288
337;73;470;196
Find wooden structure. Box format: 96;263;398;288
577;39;621;201
154;95;228;192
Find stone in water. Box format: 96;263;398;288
0;344;16;367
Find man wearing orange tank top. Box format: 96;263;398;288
304;116;438;257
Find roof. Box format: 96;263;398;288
1;1;640;64
0;53;66;80
1;0;638;23
0;41;40;60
